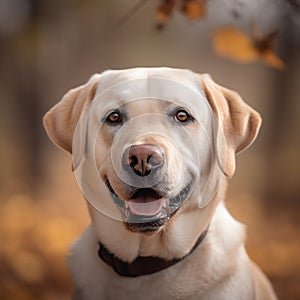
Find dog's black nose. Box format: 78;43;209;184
123;144;164;177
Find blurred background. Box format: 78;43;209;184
0;0;299;299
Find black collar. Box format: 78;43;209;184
97;226;209;277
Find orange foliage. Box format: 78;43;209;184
182;0;206;19
157;0;176;23
213;27;285;70
155;1;285;70
0;156;88;299
213;27;259;62
156;0;206;27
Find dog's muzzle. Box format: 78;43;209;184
106;129;192;232
105;173;193;233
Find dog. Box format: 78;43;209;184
43;67;277;300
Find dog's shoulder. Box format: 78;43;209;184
68;225;108;298
251;262;278;300
210;202;246;251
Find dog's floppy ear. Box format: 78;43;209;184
200;74;262;177
43;74;100;153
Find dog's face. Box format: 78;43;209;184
43;67;261;234
95;97;202;233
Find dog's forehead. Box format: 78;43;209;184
123;99;170;117
92;68;205;114
96;67;200;95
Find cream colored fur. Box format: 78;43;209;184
43;67;277;300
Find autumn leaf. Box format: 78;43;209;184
156;0;206;29
261;50;286;70
213;27;259;62
213;27;286;70
253;30;286;70
182;0;206;19
156;0;176;23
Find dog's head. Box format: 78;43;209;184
43;67;261;233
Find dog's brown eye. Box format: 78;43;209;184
175;110;190;123
107;111;122;124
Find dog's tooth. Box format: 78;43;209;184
125;201;129;209
163;199;168;207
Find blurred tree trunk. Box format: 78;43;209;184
264;18;300;203
0;0;44;190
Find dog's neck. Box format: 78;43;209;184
87;201;217;263
97;225;209;277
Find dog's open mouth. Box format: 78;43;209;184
129;188;163;216
105;179;191;232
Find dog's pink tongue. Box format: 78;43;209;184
128;196;164;216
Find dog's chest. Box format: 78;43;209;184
79;261;209;300
69;239;215;300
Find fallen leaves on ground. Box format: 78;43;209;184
0;155;89;300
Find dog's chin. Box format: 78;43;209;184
105;178;192;233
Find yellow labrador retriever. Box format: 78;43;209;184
43;67;277;300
